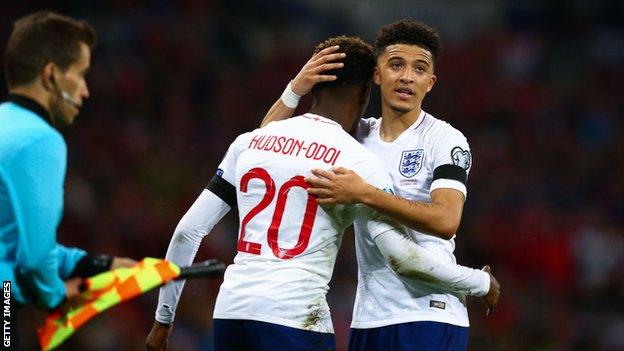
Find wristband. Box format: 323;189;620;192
280;81;301;109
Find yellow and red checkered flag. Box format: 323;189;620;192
37;257;224;351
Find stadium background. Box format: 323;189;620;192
1;1;623;350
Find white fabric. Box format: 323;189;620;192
373;230;489;296
352;111;476;328
212;114;398;333
430;179;467;198
155;112;486;331
155;190;231;324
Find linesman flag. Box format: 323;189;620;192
38;257;225;351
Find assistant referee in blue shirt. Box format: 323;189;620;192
0;11;136;345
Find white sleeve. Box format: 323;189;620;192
155;189;231;324
216;132;251;186
429;126;471;198
373;229;490;296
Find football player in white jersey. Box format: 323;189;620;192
147;35;494;351
261;21;500;351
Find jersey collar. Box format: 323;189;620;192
6;94;52;125
302;113;342;128
409;110;427;131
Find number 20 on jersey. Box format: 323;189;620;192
237;167;318;260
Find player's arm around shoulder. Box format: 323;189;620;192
305;148;466;239
354;121;472;240
304;170;464;240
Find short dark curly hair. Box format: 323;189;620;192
375;20;441;68
312;35;375;92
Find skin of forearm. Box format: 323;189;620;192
260;99;295;128
360;185;461;240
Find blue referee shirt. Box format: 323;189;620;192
0;95;86;309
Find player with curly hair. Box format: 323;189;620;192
148;34;494;351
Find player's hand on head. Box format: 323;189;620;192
146;321;173;351
306;167;368;204
111;257;138;269
291;45;345;96
481;265;500;316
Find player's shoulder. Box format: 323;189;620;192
230;130;255;146
339;140;387;181
423;111;468;145
261;114;313;128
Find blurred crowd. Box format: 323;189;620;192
1;1;623;350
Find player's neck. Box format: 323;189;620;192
379;103;422;142
309;104;358;132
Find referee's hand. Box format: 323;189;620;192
111;256;138;269
146;321;172;351
64;277;83;300
60;277;88;312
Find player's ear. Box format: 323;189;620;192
373;65;381;86
426;74;437;93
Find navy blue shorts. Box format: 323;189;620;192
213;318;336;351
349;321;469;351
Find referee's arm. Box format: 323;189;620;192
9;132;68;309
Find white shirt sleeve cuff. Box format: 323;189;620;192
155;304;174;324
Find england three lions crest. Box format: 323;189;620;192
399;149;424;178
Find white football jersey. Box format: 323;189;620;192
351;110;474;328
213;113;397;333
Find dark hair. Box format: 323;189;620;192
313;35;375;92
4;11;96;88
375;20;441;67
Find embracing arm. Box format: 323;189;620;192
359;201;498;312
363;186;463;240
260;45;345;127
373;228;489;296
372;226;499;314
307;167;464;240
